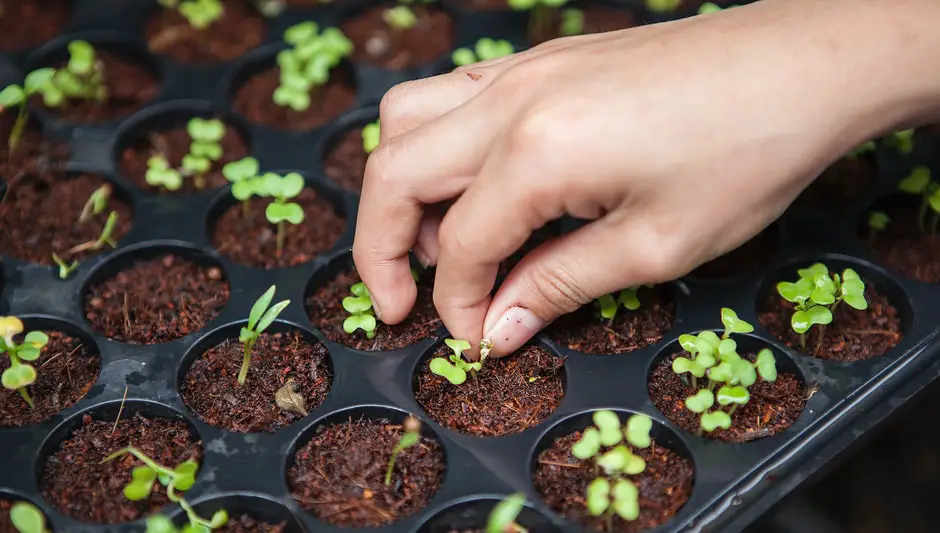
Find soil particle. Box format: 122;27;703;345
214;515;287;533
864;195;940;283
341;4;454;69
233;65;356;130
324;126;367;192
0;0;71;51
146;0;266;63
690;226;778;279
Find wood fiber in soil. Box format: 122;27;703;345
324;126;367;192
547;285;675;354
0;330;100;427
533;432;693;532
146;1;265;63
119;122;248;195
40;413;203;524
307;267;441;350
214;515;286;533
0;0;71;51
0;173;132;264
414;344;565;437
0;114;68;181
795;154;876;211
32;52;158;123
84;254;230;343
649;352;807;443
864;196;940;283
233;66;355;130
181;330;332;433
759;283;903;361
288;416;445;527
690;226;778;279
531;5;638;45
341;5;454;69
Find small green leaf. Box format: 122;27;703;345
777;279;812;305
585;478;610;516
181;154;211;174
720;308;753;334
755;348;777;382
232;178;256;201
209;509;229;528
342;294;373;314
383;5;417;29
20;331;48;352
678;334;698;355
248;285;276;330
190;141;222;160
444;338;472;359
684;389;714;413
868;211;890;231
187;117;225;142
124;479;154;501
429;357;467;385
343;314;377;336
708;361;735;383
571;426;601;459
256;299;290;333
280;172;306;198
239;327;254;343
285;21;319;45
24;68;56;95
451;47;476;67
265;201;305;224
611;479;639;521
791;305;833;335
716;385;749;406
618;288;641;311
361;121;380;154
700;410;732;432
560;8;584;36
486;493;526;533
625;414;652;448
2;363;36;389
672;357;705;378
899;165;931;194
698;1;722;13
223;156;259;182
10;502;46;533
145;514;178;533
798;263;830;282
597;293;617;319
593;410;622;446
596;446;628;475
718;338;737;360
67;40;95;75
840;269;868;310
732;359;757;388
0;84;24;107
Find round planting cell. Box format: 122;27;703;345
531;409;695;532
417;496;561;533
286;405;446;528
340;2;455;70
82;244;230;344
860;193;940;284
167;493;306;533
179;320;333;434
0;0;71;51
320;109;378;193
687;223;781;281
145;0;267;63
794;150;877;213
37;400;204;524
0;107;69;181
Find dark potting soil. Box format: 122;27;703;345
32;52;159;123
414;344;565;437
0;0;71;51
215;515;287;533
449;0;510;11
324;125;367;192
211;188;345;268
306;267;442;350
341;4;454;70
533;431;694;533
233;66;356;131
758;283;903;361
531;5;638;45
0;330;100;427
0;173;133;264
497;223;560;280
864;195;940;283
288;416;446;527
0;113;68;182
145;0;266;63
84;254;230;344
0;499;18;533
40;412;203;524
794;154;876;212
649;352;807;443
118;121;248;195
689;226;778;279
547;285;675;354
180;330;332;433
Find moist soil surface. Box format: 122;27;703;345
531;5;638;45
32;51;159;123
307;266;441;350
341;4;454;70
233;66;356;130
690;226;778;279
547;285;675;354
414;344;565;436
649;352;807;443
146;1;266;63
533;431;694;532
288;416;446;527
0;0;71;51
0;330;100;427
214;515;287;533
84;254;230;343
324;126;367;192
181;330;332;433
864;195;940;283
0;173;133;264
0;106;69;180
40;412;203;524
758;282;903;361
119;121;248;195
211;188;345;268
795;154;876;212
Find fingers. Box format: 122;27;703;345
414;204;446;267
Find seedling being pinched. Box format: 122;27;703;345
452;38;515;67
238;285;290;385
0;68;58;152
385;415;421;486
8;501;49;533
486;493;527;533
181;118;226;189
898;165;940;233
429;338;480;385
275;22;353;113
0;316;49;409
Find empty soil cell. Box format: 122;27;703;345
341;4;454;69
214;515;287;533
180;330;332;433
689;226;778;279
864;195;940;283
84;253;230;343
233;66;356;130
211;188;345;268
40;412;203;524
324;126;367;192
533;431;694;532
288;416;445;527
547;285;675;354
0;111;69;180
307;267;441;350
118;121;248;195
0;0;71;51
530;5;638;45
145;0;266;63
0;329;101;427
414;344;565;436
794;154;876;212
758;282;903;361
31;51;158;123
0;173;133;264
649;352;807;443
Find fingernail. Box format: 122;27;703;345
483;306;545;356
413;244;432;268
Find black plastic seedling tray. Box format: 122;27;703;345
2;1;940;532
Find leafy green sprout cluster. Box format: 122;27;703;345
867;210;890;243
362;120;380;154
342;282;378;338
452;38;515;67
570;411;653;524
145;118;226;192
8;501;49;533
898;165;940;233
486;493;527;533
595;284;652;320
238;285;290;385
229;170;307;255
385;415;421;486
275;22;353;112
507;0;568;44
559;8;584;36
49;183;116;280
0;68;58;151
429;338;482;385
0;316;50;409
103;447;228;533
383;0;434;30
158;0;224;30
776;263;867;351
52;40;107;103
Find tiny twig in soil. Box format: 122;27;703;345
110;384;129;436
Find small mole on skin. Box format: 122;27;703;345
466;72;482;81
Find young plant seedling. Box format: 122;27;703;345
146;154;184;191
181;118;226;189
898;165;940;233
0;316;49;409
160;0;225;30
274;22;353;113
867;210;890;244
559;8;584;36
9;501;49;533
0;68;58;151
486;493;528;533
645;0;681;13
846;140;876;158
671;307;753;389
362;119;380;154
383;5;417;30
255;172;305;256
238;285;290;385
776;263;868;351
886;129;914;154
78;183;111;224
429;338;481;385
222;156;261;217
452;38;515;67
698;2;739;13
342;282;378;339
66;211;119;255
385;415;421;486
595;284;653;320
507;0;569;45
52;252;79;280
53;40;107;103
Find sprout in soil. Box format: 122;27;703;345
383;5;417;30
507;0;569;45
362;119;380;154
671;307;754;389
52;252;79;280
103;446;229;533
238;284;290;385
898;165;940;233
776;263;868;352
645;0;681;13
53;40;107;103
9;501;49;533
0;316;49;409
254;172;305;256
222;156;261;217
0;68;57;151
559;8;584;36
342;281;378;338
886;128;914;154
570;410;652;526
274;22;353;113
429;338;483;385
452;38;515;67
867;210;890;244
159;0;225;31
181;118;226;189
385;415;421;486
146;154;184;191
595;284;653;320
486;493;528;533
66;211;119;255
78;183;111;224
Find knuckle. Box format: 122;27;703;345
378;82;413;125
523;260;591;316
363;143;396;188
437;215;476;260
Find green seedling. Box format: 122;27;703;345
886;129;914;154
383;5;417;30
698;2;739;13
898;165;940;233
776;263;867;351
596;285;653;320
385;415;421;486
645;0;681;13
173;0;224;30
52;252;79;280
846;140;876;158
275;22;353;113
254;172;305;256
559;8;584;36
0;68;57;151
78;183;111;224
66;211;119;255
0;316;49;409
53;40;107;103
486;493;527;533
182;118;225;189
429;338;481;385
146;154;184;191
9;501;49;533
222;156;260;217
452;38;515;67
238;285;290;385
507;0;569;45
342;282;377;338
671;307;752;388
867;210;890;244
362;120;380;153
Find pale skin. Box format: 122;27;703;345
353;0;940;359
